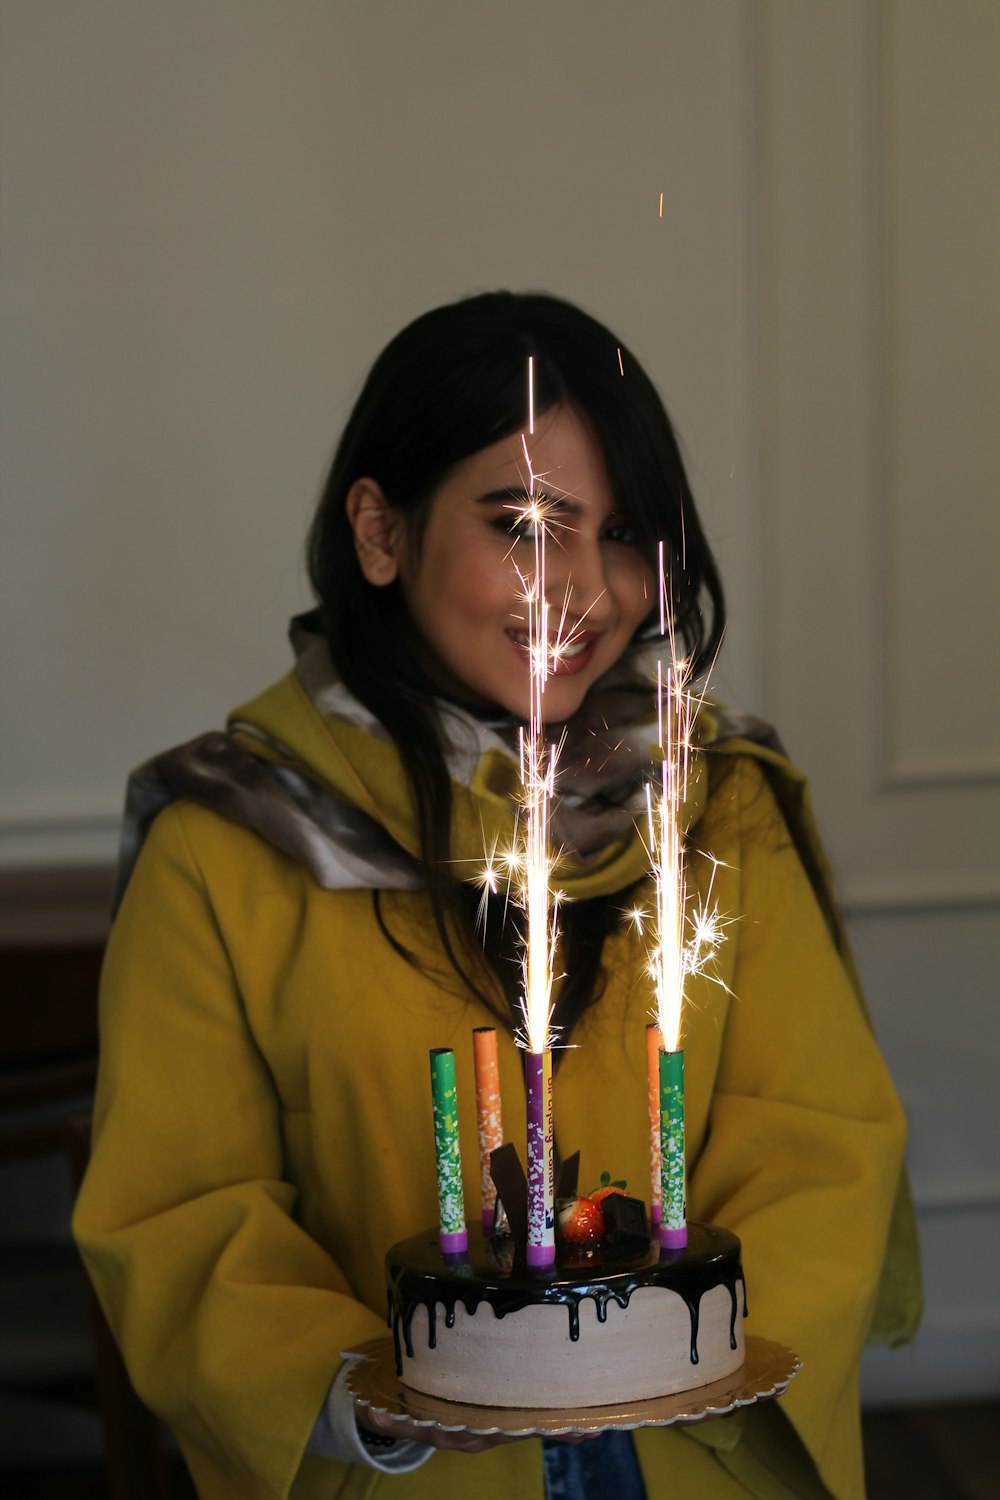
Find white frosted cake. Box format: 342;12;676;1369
385;1220;746;1409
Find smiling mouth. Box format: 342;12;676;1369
506;630;599;672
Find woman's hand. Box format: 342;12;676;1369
358;1405;595;1453
358;1405;524;1453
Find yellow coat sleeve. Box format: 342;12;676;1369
73;802;386;1500
678;757;908;1500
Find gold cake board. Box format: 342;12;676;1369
346;1334;800;1437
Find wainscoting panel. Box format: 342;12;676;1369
755;1;1000;1403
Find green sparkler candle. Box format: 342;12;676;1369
659;1046;687;1248
429;1048;468;1254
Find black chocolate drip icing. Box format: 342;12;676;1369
386;1222;747;1376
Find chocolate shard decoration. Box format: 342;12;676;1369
491;1196;510;1240
489;1142;528;1252
555;1150;580;1200
600;1193;650;1256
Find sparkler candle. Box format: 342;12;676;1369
646;1022;663;1227
646;629;693;1249
642;544;719;1249
472;1027;503;1233
513;395;558;1268
429;1048;468;1255
659;1046;687;1248
525;1048;555;1265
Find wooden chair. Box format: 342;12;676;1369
0;946;175;1498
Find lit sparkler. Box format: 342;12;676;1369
642;543;726;1247
643;544;718;1050
464;361;563;1265
515;421;560;1267
517;442;559;1052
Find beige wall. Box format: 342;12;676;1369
752;0;1000;1402
1;0;997;1402
0;0;759;865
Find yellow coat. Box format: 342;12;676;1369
74;670;917;1500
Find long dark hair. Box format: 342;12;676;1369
307;291;725;1039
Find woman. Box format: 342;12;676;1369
74;291;920;1500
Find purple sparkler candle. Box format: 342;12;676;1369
525;1050;555;1266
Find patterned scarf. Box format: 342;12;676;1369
113;618;779;913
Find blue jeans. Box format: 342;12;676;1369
542;1430;647;1500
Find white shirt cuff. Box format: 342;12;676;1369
306;1355;435;1474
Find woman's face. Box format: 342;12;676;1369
374;405;655;721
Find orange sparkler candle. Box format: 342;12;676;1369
646;1022;663;1227
472;1027;503;1232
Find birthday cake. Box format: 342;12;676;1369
385;1217;746;1409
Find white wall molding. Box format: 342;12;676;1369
863;1188;1000;1405
841;879;1000;917
862;1321;1000;1408
752;3;1000;1407
875;0;1000;796
0;810;120;836
0;817;120;875
879;756;1000;792
911;1181;1000;1217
